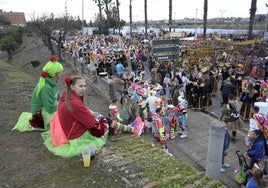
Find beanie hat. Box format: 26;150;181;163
36;55;64;97
253;113;266;126
43;55;63;77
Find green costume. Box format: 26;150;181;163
12;55;63;132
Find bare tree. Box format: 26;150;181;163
203;0;208;41
115;0;121;33
30;13;81;60
169;0;172;32
248;0;257;39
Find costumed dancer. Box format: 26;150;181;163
12;55;64;132
177;96;188;138
151;108;172;156
108;99;144;136
163;103;177;140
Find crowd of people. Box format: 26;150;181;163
11;30;268;186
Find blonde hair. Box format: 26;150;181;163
253;169;263;188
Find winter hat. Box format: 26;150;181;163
36;55;64;97
253;113;266;126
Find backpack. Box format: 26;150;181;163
50;112;68;147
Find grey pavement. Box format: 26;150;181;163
136;64;249;187
165;87;249;188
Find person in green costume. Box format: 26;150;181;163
12;55;64;132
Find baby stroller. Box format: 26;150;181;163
233;150;251;186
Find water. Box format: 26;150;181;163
119;26;264;36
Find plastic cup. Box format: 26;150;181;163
82;151;91;167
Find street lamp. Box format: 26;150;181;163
264;4;268;40
81;0;85;74
195;9;198;35
220;9;225;18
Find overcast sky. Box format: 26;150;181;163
0;0;268;22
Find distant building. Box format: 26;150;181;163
0;9;26;27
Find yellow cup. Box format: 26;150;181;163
82;152;91;167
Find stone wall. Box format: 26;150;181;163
62;52;139;121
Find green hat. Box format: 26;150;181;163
36;55;63;97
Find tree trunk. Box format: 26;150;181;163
169;0;172;32
130;0;133;38
248;0;257;40
116;0;120;33
203;0;208;42
144;0;148;35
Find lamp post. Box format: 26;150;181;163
264;4;268;41
220;9;225;18
81;0;85;74
195;9;198;36
220;10;225;36
173;12;176;32
82;0;84;33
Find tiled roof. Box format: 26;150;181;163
0;11;26;26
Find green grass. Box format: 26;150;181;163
108;134;223;187
0;60;33;85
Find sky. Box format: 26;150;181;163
0;0;268;22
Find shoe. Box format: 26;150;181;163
220;168;225;172
221;163;230;168
133;122;144;136
180;134;187;138
151;142;156;147
170;133;176;139
165;149;173;157
177;131;183;135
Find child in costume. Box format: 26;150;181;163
163;103;177;140
42;75;108;161
108;99;144;136
12;55;64;132
177;96;188;138
151;108;172;156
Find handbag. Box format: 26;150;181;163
234;163;247;184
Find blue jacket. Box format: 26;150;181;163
247;137;265;161
246;177;258;188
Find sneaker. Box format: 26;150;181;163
165;149;173;157
221;163;230;168
170;133;176;139
220;168;225;172
134;122;144;136
180;134;187;138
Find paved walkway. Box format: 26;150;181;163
164;87;249;188
88;62;250;187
